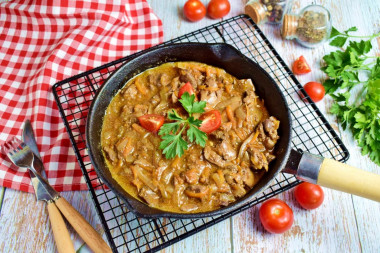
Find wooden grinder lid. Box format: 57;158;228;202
281;14;298;39
245;2;266;24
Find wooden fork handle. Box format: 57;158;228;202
54;197;112;253
47;201;75;253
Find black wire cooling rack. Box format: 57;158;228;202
53;15;349;253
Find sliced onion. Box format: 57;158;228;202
238;131;256;159
215;96;241;111
235;105;247;120
124;154;135;163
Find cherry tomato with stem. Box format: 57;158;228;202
138;114;165;133
178;82;195;98
294;182;324;210
302;81;325;102
259;199;294;234
292;55;311;75
199;110;221;134
207;0;231;19
183;0;206;22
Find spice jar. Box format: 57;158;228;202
281;5;331;48
244;0;291;25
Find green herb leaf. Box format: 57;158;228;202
187;124;207;147
179;92;206;116
330;102;342;115
160;134;188;159
330;37;347;47
322;79;340;94
159;92;208;159
329;26;360;47
187;116;202;127
179;92;195;114
370;58;380;80
329;26;342;38
191;100;207;114
322;28;380;166
158;121;182;136
345;26;358;33
348;40;372;55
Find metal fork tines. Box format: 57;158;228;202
2;136;60;201
2;137;34;168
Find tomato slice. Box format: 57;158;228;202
292;56;311;75
138;114;165;133
178;82;195;98
199;110;221;134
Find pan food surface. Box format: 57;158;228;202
101;61;280;213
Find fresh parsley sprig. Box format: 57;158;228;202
322;26;380;165
329;26;380;48
158;92;208;159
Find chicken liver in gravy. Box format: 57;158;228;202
101;62;280;213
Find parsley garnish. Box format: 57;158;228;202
322;26;380;165
158;92;208;159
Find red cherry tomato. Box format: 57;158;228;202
292;56;311;75
199;110;221;134
207;0;231;19
303;81;325;102
294;182;324;210
178;82;195;98
183;0;206;22
259;199;294;234
138;114;165;133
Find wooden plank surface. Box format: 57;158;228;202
0;0;379;252
0;189;106;252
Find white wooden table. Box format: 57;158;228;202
1;0;380;252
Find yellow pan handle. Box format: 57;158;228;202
47;201;75;253
317;158;380;202
54;197;112;253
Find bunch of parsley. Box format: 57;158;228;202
158;92;208;159
322;26;380;165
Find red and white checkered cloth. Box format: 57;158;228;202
0;0;163;192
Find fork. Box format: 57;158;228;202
2;137;112;253
2;137;75;253
2;138;59;194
